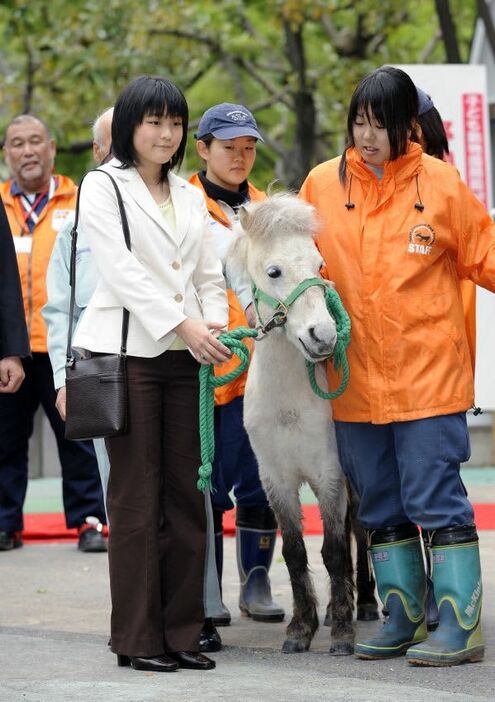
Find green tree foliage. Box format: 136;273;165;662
0;0;477;187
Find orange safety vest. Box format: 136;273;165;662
0;175;77;352
189;173;266;405
299;143;495;424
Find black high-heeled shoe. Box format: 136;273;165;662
199;618;222;653
117;654;179;672
169;651;216;670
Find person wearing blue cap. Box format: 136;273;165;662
189;103;285;633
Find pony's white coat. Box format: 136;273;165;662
228;194;354;653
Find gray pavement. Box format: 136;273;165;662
0;532;494;702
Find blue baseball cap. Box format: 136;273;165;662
416;87;434;116
195;103;264;141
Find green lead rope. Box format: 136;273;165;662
197;327;258;492
196;287;351;493
306;286;351;400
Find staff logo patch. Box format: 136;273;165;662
408;223;435;255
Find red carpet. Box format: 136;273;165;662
23;503;495;543
225;504;495;535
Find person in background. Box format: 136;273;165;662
300;66;494;667
43;107;114;510
72;75;230;672
190;103;284;627
416;89;449;160
0;196;30;393
0;115;107;553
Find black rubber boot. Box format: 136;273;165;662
199;617;222;652
236;505;285;622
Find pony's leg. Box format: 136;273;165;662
266;483;318;653
323;486;379;626
323;503;353;626
315;483;355;655
351;490;379;621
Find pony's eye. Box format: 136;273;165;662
267;266;282;279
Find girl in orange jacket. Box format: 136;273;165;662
190;103;284;632
300;66;494;667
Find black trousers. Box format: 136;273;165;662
0;353;106;531
106;351;206;657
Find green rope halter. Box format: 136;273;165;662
252;277;328;333
305;286;351;400
196;283;351;492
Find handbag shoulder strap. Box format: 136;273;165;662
66;168;131;366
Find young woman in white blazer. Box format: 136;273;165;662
73;76;230;673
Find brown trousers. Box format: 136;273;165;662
105;351;206;657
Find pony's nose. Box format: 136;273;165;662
308;324;337;351
309;325;335;345
309;326;321;342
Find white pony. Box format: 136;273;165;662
228;194;355;654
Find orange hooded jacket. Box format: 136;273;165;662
189;173;265;405
299;143;495;424
0;175;77;352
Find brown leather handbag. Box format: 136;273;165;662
65;170;130;441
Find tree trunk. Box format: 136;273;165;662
22;39;36;114
434;0;462;62
282;20;316;190
477;0;495;62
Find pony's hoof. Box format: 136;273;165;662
357;604;379;622
329;641;354;656
282;639;310;654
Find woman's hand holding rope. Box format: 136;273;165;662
174;318;231;365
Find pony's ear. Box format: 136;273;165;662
239;204;251;230
226;230;249;283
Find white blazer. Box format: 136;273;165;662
73;159;228;357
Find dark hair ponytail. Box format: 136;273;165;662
339;66;419;184
417;106;449;160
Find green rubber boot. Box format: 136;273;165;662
407;524;484;666
354;524;427;660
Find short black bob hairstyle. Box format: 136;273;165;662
339;66;419;183
418;105;449;160
111;75;189;182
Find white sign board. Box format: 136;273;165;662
397;64;495;410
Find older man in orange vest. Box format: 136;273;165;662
0;115;107;552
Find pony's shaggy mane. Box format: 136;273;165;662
239;193;319;241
